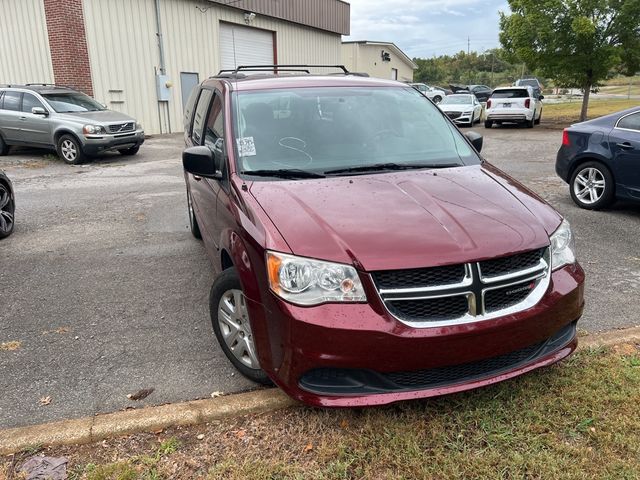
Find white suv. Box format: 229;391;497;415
484;86;543;129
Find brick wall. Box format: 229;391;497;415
43;0;93;96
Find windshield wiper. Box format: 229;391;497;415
324;163;460;175
241;169;325;179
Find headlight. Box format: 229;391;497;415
550;219;576;270
83;124;106;135
266;251;366;306
136;122;143;130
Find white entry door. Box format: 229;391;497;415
220;22;274;71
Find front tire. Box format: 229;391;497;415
433;95;442;103
210;268;271;385
118;146;140;156
569;161;615;210
56;134;85;165
484;120;493;129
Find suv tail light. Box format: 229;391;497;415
525;98;531;109
487;99;492;108
562;129;571;146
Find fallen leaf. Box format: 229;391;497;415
0;341;21;351
128;388;154;401
40;396;52;406
235;429;246;439
340;419;349;429
211;391;224;398
304;444;313;452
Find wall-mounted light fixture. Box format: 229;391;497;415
244;12;256;24
381;50;391;62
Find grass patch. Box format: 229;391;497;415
544;98;639;125
4;346;640;479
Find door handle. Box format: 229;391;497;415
617;142;634;150
19;116;27;121
193;175;202;181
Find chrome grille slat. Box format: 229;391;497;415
372;248;551;328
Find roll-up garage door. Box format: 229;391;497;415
219;22;274;71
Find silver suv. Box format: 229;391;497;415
0;84;144;164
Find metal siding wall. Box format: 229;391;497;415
83;0;341;134
0;0;54;84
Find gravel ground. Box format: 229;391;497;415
0;126;637;429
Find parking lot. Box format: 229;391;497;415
1;126;638;430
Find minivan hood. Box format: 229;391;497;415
57;110;136;123
250;165;561;272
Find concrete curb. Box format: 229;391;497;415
2;326;639;455
0;389;296;455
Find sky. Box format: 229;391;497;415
344;0;511;59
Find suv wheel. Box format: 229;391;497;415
187;190;202;239
484;120;493;129
570;161;615;210
0;136;9;156
118;146;140;156
433;95;442;103
0;181;15;239
210;268;271;385
526;116;535;128
57;135;85;164
535;109;542;125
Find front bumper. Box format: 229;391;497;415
81;129;145;154
250;264;584;407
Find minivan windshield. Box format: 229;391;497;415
42;92;106;113
232;87;479;177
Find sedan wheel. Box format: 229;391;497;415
570;162;614;210
210;268;271;384
0;182;15;238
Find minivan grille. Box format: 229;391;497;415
372;248;550;327
108;122;135;133
372;264;465;289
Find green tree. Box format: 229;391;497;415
500;0;640;121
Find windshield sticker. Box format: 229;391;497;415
236;137;256;157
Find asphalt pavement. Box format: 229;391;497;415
1;126;638;429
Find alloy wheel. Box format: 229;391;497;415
0;184;14;235
61;139;78;162
573;167;605;205
217;289;259;369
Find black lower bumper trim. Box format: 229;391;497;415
299;322;577;396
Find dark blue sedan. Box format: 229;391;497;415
556;107;640;209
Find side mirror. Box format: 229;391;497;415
465;131;483;153
101;103;107;109
182;146;221;179
32;106;48;116
539;95;545;100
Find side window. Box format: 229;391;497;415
22;93;45;113
2;92;22;111
191;89;213;144
204;94;224;149
618;112;640;132
183;87;200;134
0;92;4;109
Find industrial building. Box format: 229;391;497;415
342;41;416;82
1;0;350;134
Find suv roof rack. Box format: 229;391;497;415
213;64;353;79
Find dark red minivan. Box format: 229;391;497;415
181;66;584;407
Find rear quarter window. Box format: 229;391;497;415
491;89;529;99
2;91;21;111
617;112;640;131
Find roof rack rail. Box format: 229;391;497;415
25;83;57;86
215;64;352;78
